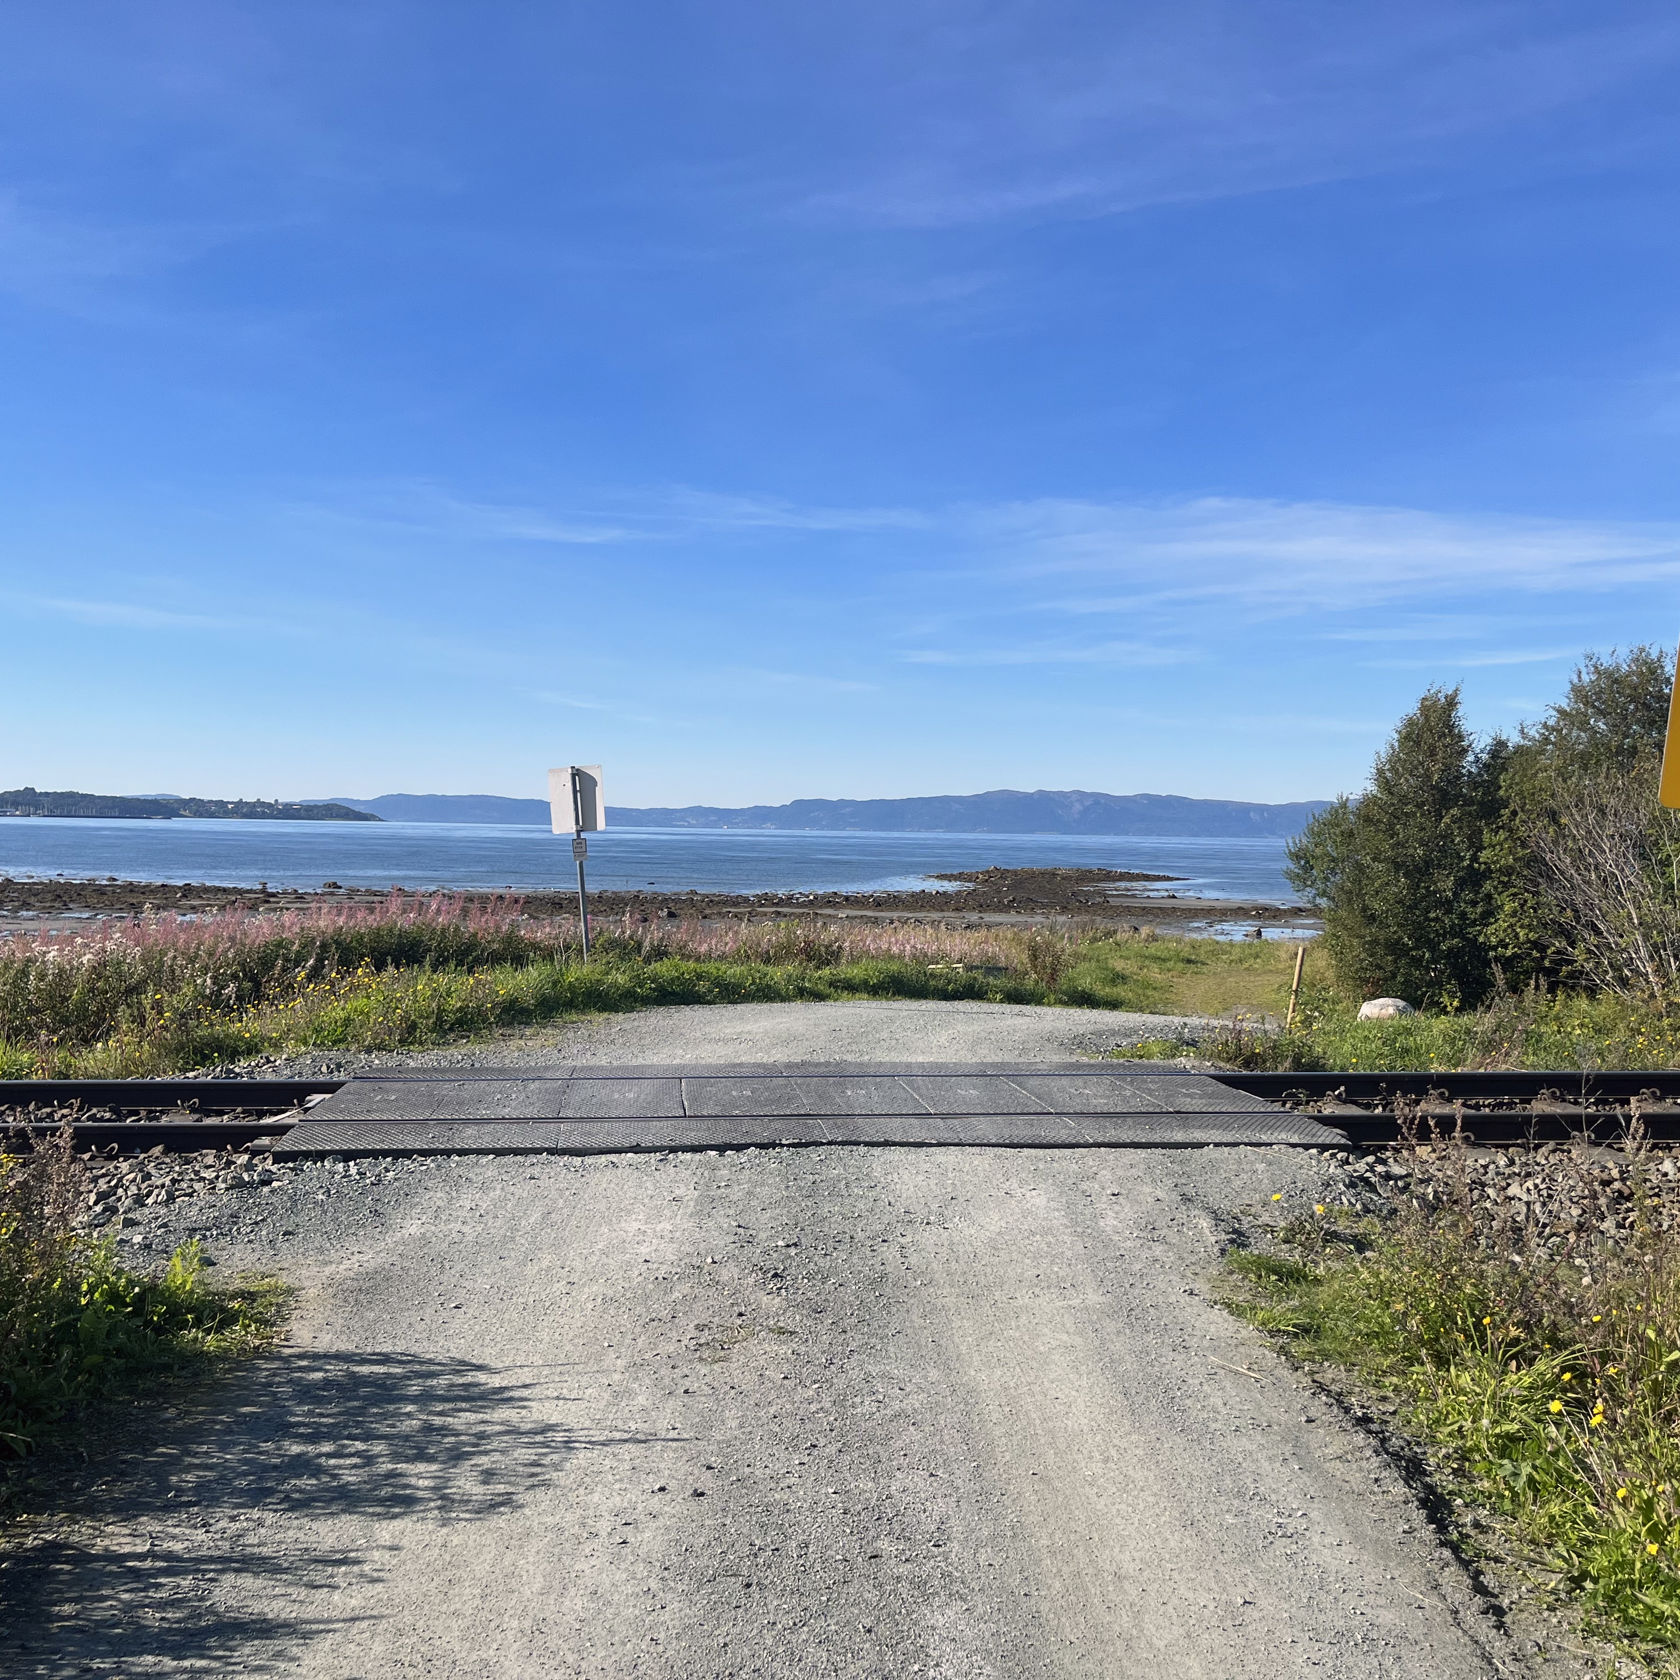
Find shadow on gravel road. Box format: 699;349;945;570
0;1348;663;1676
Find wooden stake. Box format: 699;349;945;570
1285;943;1307;1032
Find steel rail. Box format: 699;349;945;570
1210;1070;1680;1102
3;1071;1680;1152
5;1072;1678;1108
0;1078;344;1111
1;1120;301;1151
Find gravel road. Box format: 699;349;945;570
249;997;1222;1080
2;1003;1532;1678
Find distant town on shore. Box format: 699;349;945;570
0;789;380;823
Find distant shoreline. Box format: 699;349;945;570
0;867;1319;939
321;787;1329;839
0;790;378;823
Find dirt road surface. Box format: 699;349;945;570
2;1004;1524;1678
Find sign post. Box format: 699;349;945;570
549;765;604;958
1663;648;1680;810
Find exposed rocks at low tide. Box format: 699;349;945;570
0;866;1315;935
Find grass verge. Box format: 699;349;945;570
1177;986;1680;1074
2;1131;283;1465
1225;1146;1680;1661
0;897;1312;1077
1058;932;1301;1017
7;895;1680;1075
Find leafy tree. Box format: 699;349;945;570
1491;641;1673;981
1524;645;1673;773
1287;688;1507;1008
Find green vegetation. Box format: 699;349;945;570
1059;930;1301;1018
0;904;1065;1077
0;1132;282;1461
1289;647;1679;1010
8;886;1676;1078
1226;1151;1680;1657
1286;687;1507;1009
1171;985;1680;1074
0;897;1322;1077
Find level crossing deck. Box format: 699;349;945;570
271;1063;1347;1155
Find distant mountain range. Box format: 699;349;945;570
324;789;1330;837
0;788;380;822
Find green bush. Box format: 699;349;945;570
1227;1156;1680;1652
1177;985;1680;1074
1489;646;1677;994
0;1132;280;1457
1288;648;1679;1012
1287;687;1507;1008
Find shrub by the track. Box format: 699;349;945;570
0;1130;282;1461
1229;1138;1680;1657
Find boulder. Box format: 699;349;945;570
1357;997;1416;1021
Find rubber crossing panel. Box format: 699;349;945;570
271;1064;1344;1156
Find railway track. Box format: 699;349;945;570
0;1078;342;1152
4;1069;1680;1153
1214;1070;1680;1145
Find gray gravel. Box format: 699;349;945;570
1;1003;1536;1678
238;997;1220;1080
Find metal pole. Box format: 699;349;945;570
575;832;591;960
568;767;592;959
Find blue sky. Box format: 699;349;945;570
3;2;1678;807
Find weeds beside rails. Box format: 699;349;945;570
0;894;1077;1076
1173;982;1680;1075
1227;1116;1680;1658
0;1128;281;1462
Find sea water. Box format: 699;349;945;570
0;817;1303;904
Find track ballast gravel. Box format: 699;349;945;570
0;1003;1530;1678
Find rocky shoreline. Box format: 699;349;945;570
0;865;1316;936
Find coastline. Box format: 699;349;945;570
0;866;1319;940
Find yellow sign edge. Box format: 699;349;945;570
1662;644;1680;810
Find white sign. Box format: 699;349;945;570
549;765;605;834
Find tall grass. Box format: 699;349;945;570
1196;984;1680;1074
0;1131;279;1457
0;896;1082;1075
10;899;1678;1077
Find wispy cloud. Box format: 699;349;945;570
902;639;1194;668
965;496;1680;610
0;194;250;315
284;481;926;547
1360;648;1579;671
713;667;879;696
285;484;642;547
9;593;261;634
652;489;929;536
797;8;1680;230
528;690;669;727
